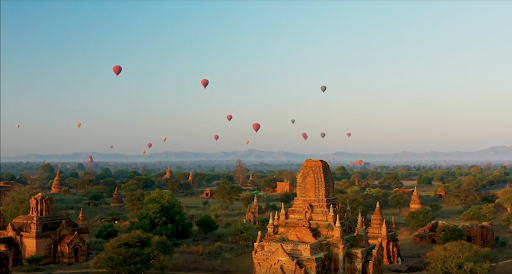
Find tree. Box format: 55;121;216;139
214;178;241;207
449;178;481;211
227;221;256;245
195;215;219;235
125;190;146;216
95;222;119;240
233;159;248;185
404;209;435;230
461;204;496;223
280;192;295;205
470;166;481;175
37;163;56;186
426;241;497;274
435;225;465;244
25;255;44;271
379;173;403;189
416;174;433;185
333;166;351;180
129;189;192;242
429;203;443;216
388;192;408;212
240;192;255;208
498;187;512;212
2;186;36;223
90;231;173;274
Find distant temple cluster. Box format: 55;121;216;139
252;159;400;274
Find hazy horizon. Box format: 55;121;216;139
2;1;511;157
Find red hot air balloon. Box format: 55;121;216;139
201;79;209;89
252;123;261;133
227;115;232;121
347;133;352;137
147;143;152;149
214;135;219;141
113;65;122;76
110;145;113;149
302;133;308;140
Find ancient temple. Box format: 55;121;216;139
367;202;400;265
252;159;384;274
409;186;422;211
245;173;256;190
245;195;265;226
110;187;123;207
51;170;63;194
202;189;213;199
276;178;295;194
163;165;173;179
188;172;198;188
0;193;89;265
86;156;94;164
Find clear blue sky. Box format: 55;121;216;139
1;1;511;157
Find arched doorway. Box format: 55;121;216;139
466;236;472;243
438;194;443;198
73;247;79;263
431;238;437;244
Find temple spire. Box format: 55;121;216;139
336;214;341;227
329;204;334;215
269;212;273;224
357;210;363;228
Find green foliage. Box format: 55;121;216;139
429;203;443;216
125;189;146;216
240;192;255;208
426;241;498;274
95;222;119;240
2;186;37;223
498;187;512;210
388;192;408;212
25;255;43;265
227;221;256;244
61;187;70;195
89;193;104;202
435;225;465;244
129;189;192;242
461;204;496;223
214;178;241;207
279;192;296;205
404;209;435;230
416;174;433;185
333;166;351;180
379;173;403;189
195;215;219;235
90;230;173;274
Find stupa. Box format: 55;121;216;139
163;165;173;179
409;186;422;211
110;187;124;207
51;169;63;194
86;156;94;164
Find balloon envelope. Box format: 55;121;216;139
320;133;326;138
162;137;167;142
214;135;219;141
113;65;122;76
147;143;152;149
141;150;146;155
227;115;232;121
320;86;326;92
302;133;308;140
246;140;249;144
291;119;295;124
347;133;352;137
110;145;113;149
16;125;20;128
201;79;209;89
252;123;261;132
76;122;81;128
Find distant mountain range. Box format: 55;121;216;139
1;146;511;164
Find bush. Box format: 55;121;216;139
95;222;119;240
405;209;435;230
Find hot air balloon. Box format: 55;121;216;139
16;125;20;128
227;115;232;121
141;150;146;155
147;143;152;149
201;79;209;89
347;132;352;137
110;145;113;149
291;119;295;124
320;133;326;138
302;133;308;140
187;162;190;166
113;65;122;76
58;163;62;167
253;123;261;133
162;137;167;142
246;140;249;145
157;161;161;165
320;86;326;92
76;122;81;128
214;135;219;141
